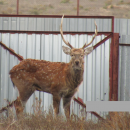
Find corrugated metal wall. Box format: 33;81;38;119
0;32;111;120
0;16;130;120
0;17;129;34
114;19;130;101
118;45;130;101
0;17;112;32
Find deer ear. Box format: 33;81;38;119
84;46;93;55
62;46;71;55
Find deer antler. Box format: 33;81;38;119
82;21;98;49
60;15;73;49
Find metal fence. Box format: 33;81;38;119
114;19;130;101
1;15;130;120
0;32;111;120
118;37;130;101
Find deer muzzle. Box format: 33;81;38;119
75;61;79;66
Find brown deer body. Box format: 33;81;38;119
9;15;97;118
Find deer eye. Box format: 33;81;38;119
71;55;74;57
81;55;83;57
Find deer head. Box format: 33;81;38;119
60;15;97;71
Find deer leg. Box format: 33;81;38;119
14;85;36;116
63;97;71;119
53;95;61;118
14;97;25;116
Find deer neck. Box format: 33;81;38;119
66;63;84;88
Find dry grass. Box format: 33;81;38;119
61;0;70;3
0;0;130;18
0;98;130;130
1;111;130;130
103;0;113;9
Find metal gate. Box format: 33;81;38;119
0;15;119;120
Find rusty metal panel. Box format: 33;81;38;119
0;33;111;119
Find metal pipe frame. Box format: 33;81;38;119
0;32;119;118
0;41;23;61
0;30;118;102
0;30;112;35
109;33;119;101
0;14;114;19
17;0;19;15
73;97;104;120
77;0;79;16
119;43;130;46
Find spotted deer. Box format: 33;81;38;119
4;15;98;118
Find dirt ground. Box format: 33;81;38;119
0;0;130;18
